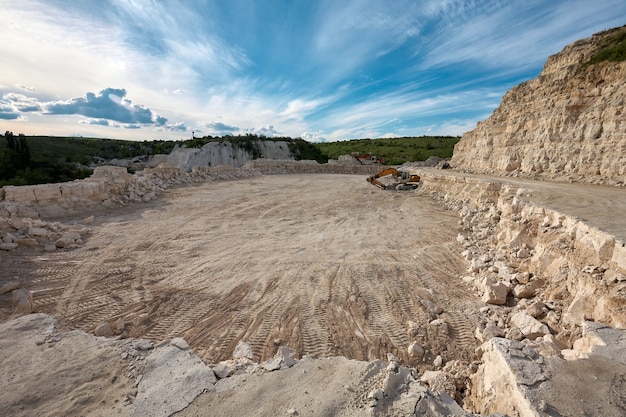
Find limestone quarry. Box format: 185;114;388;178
2;26;626;417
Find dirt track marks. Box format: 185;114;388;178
1;174;483;364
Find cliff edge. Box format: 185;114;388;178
451;25;626;186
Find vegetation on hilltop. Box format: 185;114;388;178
0;132;459;186
582;25;626;67
316;136;460;165
0;132;94;186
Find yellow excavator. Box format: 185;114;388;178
367;168;420;190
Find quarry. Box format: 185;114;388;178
1;25;626;417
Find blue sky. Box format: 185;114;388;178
1;1;625;142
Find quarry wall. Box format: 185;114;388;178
148;140;296;172
0;161;382;219
450;25;626;186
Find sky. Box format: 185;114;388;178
1;1;625;142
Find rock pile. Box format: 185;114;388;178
415;168;626;416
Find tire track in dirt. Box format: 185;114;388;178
2;175;484;365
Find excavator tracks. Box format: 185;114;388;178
1;174;482;365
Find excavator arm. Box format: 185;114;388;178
366;168;400;189
366;168;420;190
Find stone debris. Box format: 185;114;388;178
94;321;115;337
232;340;254;360
510;312;550;340
133;340;217;417
481;282;509;305
407;341;425;358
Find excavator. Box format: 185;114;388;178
366;168;421;190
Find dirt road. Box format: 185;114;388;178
2;174;480;365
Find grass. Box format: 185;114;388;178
315;136;460;165
582;25;626;67
0;134;459;186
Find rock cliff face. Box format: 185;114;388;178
149;140;294;172
451;25;626;186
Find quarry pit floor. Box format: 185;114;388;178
1;174;482;366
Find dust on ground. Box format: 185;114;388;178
1;174;481;367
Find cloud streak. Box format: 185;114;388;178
2;0;625;141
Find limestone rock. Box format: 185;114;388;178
275;345;298;367
450;25;626;186
408;341;425;358
170;337;189;350
233;341;254;360
94;321;114;337
414;390;473;417
420;299;444;317
134;340;153;351
28;227;48;237
12;289;33;315
513;279;544;299
263;357;282;371
475;324;505;343
112;318;125;334
134;342;217;417
481;282;509;305
469;338;548;416
212;361;235;379
510;312;550;340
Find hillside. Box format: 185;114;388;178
317;136;459;165
0;134;458;185
450;25;626;186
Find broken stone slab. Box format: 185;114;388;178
134;341;217;417
510;312;550;340
562;320;626;363
469;338;548;416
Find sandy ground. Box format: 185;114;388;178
3;172;626;416
1;174;480;367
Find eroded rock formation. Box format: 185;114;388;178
451;25;626;186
